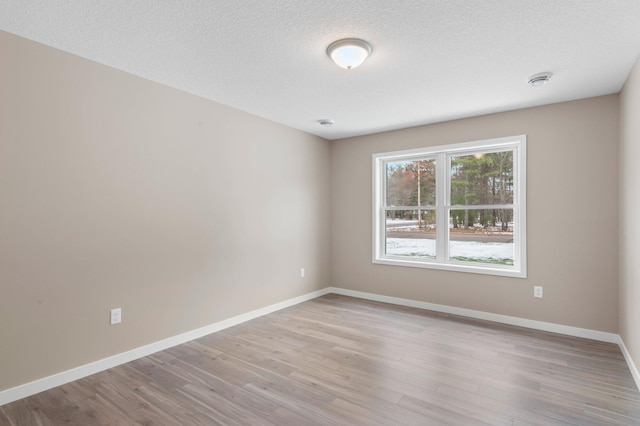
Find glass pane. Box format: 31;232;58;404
449;209;514;265
385;209;436;258
450;151;513;206
386;159;436;206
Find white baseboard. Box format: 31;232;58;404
327;287;620;343
2;285;637;406
618;337;640;391
0;288;332;406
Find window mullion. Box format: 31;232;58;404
436;153;448;262
448;204;514;210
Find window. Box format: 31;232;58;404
373;135;526;278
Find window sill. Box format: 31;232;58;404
373;256;527;278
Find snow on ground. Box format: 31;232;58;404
386;238;513;263
387;238;437;258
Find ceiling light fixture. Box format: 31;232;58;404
319;119;334;127
327;38;372;69
528;72;553;86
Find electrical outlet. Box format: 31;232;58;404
110;308;122;325
300;268;305;278
533;286;543;298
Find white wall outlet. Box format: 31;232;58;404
110;308;122;325
533;286;543;298
300;268;305;278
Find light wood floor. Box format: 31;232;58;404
2;294;639;425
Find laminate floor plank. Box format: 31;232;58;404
2;294;640;425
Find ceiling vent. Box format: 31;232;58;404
528;72;553;86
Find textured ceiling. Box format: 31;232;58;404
2;1;640;140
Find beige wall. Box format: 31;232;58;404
331;96;619;332
0;31;331;391
620;56;640;374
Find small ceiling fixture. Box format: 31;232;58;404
318;119;334;127
327;38;372;69
528;72;553;86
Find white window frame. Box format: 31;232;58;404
372;135;527;278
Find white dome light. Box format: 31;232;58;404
327;38;372;70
